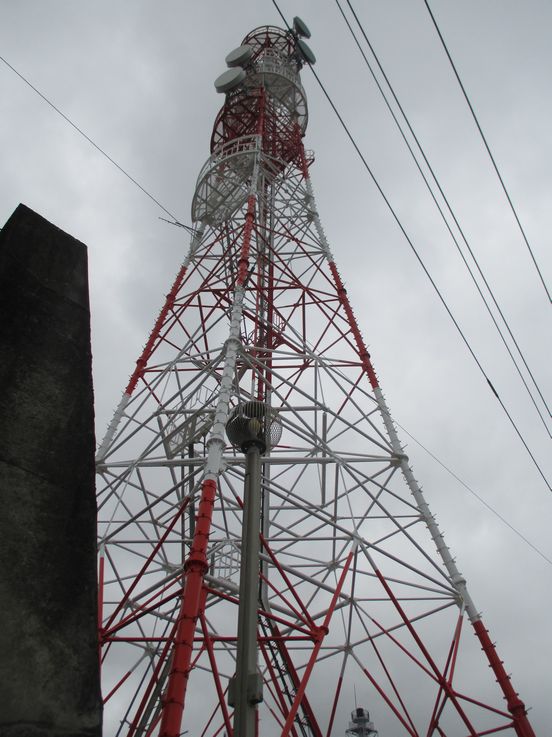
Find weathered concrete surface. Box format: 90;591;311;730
0;205;101;737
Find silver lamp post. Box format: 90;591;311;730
226;401;281;737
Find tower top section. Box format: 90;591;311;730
192;20;316;224
210;22;315;159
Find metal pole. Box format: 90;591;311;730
233;445;263;737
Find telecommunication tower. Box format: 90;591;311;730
96;20;536;737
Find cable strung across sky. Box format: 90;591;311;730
424;0;552;305
271;0;551;493
0;54;182;225
336;0;551;439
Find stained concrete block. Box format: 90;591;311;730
0;204;101;736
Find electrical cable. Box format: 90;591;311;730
270;0;551;492
0;54;183;225
334;0;552;560
309;60;552;493
336;0;551;438
423;0;552;306
397;421;552;567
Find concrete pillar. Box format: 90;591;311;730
0;204;102;737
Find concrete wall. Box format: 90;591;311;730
0;204;102;736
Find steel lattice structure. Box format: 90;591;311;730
96;24;536;737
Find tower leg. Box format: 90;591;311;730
472;620;535;737
158;478;217;737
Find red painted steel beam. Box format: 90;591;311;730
427;614;464;735
325;673;344;737
237;195;257;286
158;478;217;737
280;549;355;737
102;499;189;632
126;619;179;737
259;640;293;727
472;619;535;737
102;583;183;639
261;534;317;629
125;262;191;395
327;260;379;389
364;619;420;735
268;623;323;737
125;230;242;398
375;568;478;735
200;608;233;736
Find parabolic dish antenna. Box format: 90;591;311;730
293;16;311;39
225;44;253;68
297;38;316;65
214;66;246;94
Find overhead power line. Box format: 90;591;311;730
307;61;551;493
300;2;552;563
0;54;182;224
397;421;552;568
270;0;551;493
423;0;552;305
335;0;551;436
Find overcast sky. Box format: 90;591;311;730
1;1;551;734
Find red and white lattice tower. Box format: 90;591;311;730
96;22;536;737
